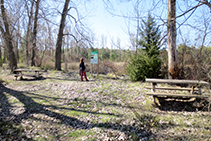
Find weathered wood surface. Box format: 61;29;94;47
146;78;209;85
145;86;198;91
145;78;210;100
14;69;43;80
146;92;209;99
14;69;41;72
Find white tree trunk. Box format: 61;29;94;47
167;0;178;79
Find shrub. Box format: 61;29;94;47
126;13;161;81
126;50;161;81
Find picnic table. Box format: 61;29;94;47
145;78;210;105
14;69;43;80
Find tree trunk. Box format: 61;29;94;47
3;45;6;63
15;33;19;62
167;0;178;79
0;46;2;67
55;0;70;70
38;44;47;67
14;18;20;62
0;0;17;72
31;0;40;66
26;0;34;67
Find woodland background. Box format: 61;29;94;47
1;0;211;81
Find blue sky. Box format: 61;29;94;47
87;1;134;49
77;0;211;49
86;0;167;49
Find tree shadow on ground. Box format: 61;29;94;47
154;97;210;112
0;84;152;140
17;77;47;81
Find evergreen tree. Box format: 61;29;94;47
139;13;161;57
126;13;161;81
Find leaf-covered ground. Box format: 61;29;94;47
0;70;211;140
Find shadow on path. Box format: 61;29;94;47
0;84;152;140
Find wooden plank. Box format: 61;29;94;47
145;86;198;91
14;69;42;72
14;74;22;77
146;92;209;98
23;73;42;77
23;74;37;77
146;78;209;85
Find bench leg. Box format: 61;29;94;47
153;96;156;104
191;86;194;94
152;83;156;92
198;87;201;95
157;97;166;106
153;96;166;106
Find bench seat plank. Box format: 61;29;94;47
14;74;22;77
145;86;198;91
146;92;209;98
14;69;41;72
146;78;209;85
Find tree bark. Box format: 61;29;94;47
3;45;6;63
167;0;178;79
31;0;40;66
15;21;20;62
0;46;2;67
0;0;17;72
55;0;70;70
26;0;34;67
203;0;211;9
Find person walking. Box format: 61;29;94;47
79;58;89;81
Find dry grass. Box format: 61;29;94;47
0;70;210;140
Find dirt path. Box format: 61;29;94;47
0;71;211;140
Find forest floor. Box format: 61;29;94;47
0;70;211;141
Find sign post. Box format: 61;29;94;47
91;51;99;77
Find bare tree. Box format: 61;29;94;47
25;0;34;67
0;0;17;72
134;0;141;53
31;0;40;66
55;0;94;70
55;0;70;70
167;0;178;79
167;0;211;79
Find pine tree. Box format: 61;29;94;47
126;13;161;81
139;13;161;57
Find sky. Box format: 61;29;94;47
87;1;135;49
75;0;211;50
85;0;169;50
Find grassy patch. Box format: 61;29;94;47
0;71;211;140
66;110;88;117
66;130;89;137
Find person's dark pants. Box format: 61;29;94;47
80;70;88;81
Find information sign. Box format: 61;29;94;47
91;51;98;64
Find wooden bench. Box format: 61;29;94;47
145;78;210;105
145;86;199;92
14;69;43;80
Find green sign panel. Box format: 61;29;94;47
91;51;98;64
